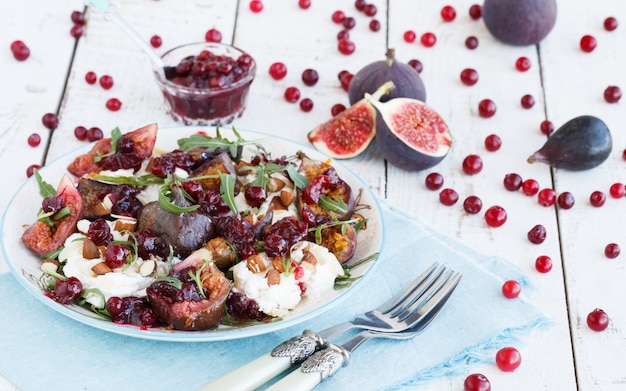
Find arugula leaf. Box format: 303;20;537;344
219;172;238;214
93;127;122;163
177;127;260;157
33;169;56;198
92;173;165;187
286;166;310;189
158;175;200;214
239;162;288;189
319;195;349;215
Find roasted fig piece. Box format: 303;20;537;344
147;248;231;331
191;152;239;191
77;178;117;218
316;224;357;264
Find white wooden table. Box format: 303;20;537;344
1;1;625;389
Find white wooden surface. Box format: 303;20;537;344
3;0;626;389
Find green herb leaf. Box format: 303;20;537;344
319;195;349;215
158;175;200;214
154;276;183;290
286;165;310;189
219;172;238;214
93;127;122;163
177;127;259;156
92;173;164;187
33;169;56;198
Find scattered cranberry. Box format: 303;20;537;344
71;10;86;25
205;28;223;42
502;280;521;299
354;0;366;11
462;154;483;175
439;188;459;206
465;36;479;49
337;29;350;41
86;127;104;142
104;243;131;269
70;24;83;38
604;85;622;103
408;59;423;74
522;179;540;196
496;347;522;371
42;113;59;130
463;196;483;214
338;39;355;55
269;62;287;80
332;10;345;24
468;4;482;20
299;98;314;112
403;30;416;43
623;148;626;161
537;188;556;206
557;192;575;209
425;172;444;190
249;0;263;12
150;35;162;48
85;71;97;84
331;103;346;116
521;94;535;109
339;71;353;91
589;190;606;207
485;205;507;227
464;373;491;391
515;56;531;72
26;164;42;178
106;98;122;111
604;17;618;31
535;255;553;273
27;133;41;147
369;19;381;32
605;243;620;259
420;32;437;47
301;68;319;86
50;276;83;305
284;86;301;103
298;0;310;9
342;17;356;30
74;126;88;141
440;5;456;22
460;68;479;86
10;40;30;61
609;183;625;198
540;120;555;136
586;308;609;331
528;224;547;244
99;75;114;90
484;134;502;152
478;99;496;118
580;35;597;52
503;173;523;191
364;4;377;16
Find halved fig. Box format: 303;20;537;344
67;123;158;177
317;224;357;264
22;174;83;256
366;95;452;171
307;81;394;159
190;152;238;191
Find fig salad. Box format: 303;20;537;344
18;124;377;332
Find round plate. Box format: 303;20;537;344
1;126;384;342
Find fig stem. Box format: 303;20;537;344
385;48;396;67
364;80;395;104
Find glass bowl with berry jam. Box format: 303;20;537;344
154;42;256;126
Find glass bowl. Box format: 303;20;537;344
153;42;256;126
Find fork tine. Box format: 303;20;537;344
376;262;442;315
401;271;462;326
384;264;448;318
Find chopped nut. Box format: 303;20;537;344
91;262;112;275
267;177;286;192
206;237;236;270
139;260;156;276
114;218;137;232
82;238;101;259
270;196;287;211
91;201;110;216
272;257;285;273
279;190;294;207
266;269;281;286
40;259;60;274
247;254;266;273
76;219;91;235
302;252;318;266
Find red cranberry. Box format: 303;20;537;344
521;94;535;109
50;276;83;305
106;98;122;111
485;205;507;227
439;188;459;206
440;5;456;22
522;179;539;196
478;99;496;118
99;75;114;89
605;243;620;259
587;308;609;331
269;62;287;80
502;280;521;299
10;40;30;61
104;243;131;269
205;28;222;42
369;19;381;32
74;126;88;141
403;30;416;43
299;98;314;112
364;4;377;16
284;86;301;103
332;10;345;23
496;347;522;371
331;103;346;116
538;188;556;206
580;35;597;52
71;10;86;25
354;0;366;11
301;68;319;86
515;56;531;72
528;224;547;244
298;0;311;9
421;32;437;47
42;113;59;130
339;71;353;91
338;39;355;55
462;154;483;175
503;173;522;191
604;17;618;31
27;133;41;147
464;373;491;391
85;71;97;84
468;4;482;20
249;0;263;12
590;191;606;207
408;59;423;74
26;164;42;178
342;17;356;30
465;36;479;49
535;255;553;273
337;29;350;41
150;35;162;48
463;195;483;214
460;68;479;86
484;134;502;151
540;120;554;136
86;127;104;141
557;192;575;209
609;183;625;198
70;24;83;38
425;172;444;190
623;148;626;161
604;85;622;103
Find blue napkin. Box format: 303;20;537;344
0;202;549;390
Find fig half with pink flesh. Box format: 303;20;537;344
366;95;452;171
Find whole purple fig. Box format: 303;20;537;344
483;0;557;46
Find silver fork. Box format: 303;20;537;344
266;270;461;390
201;263;460;391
